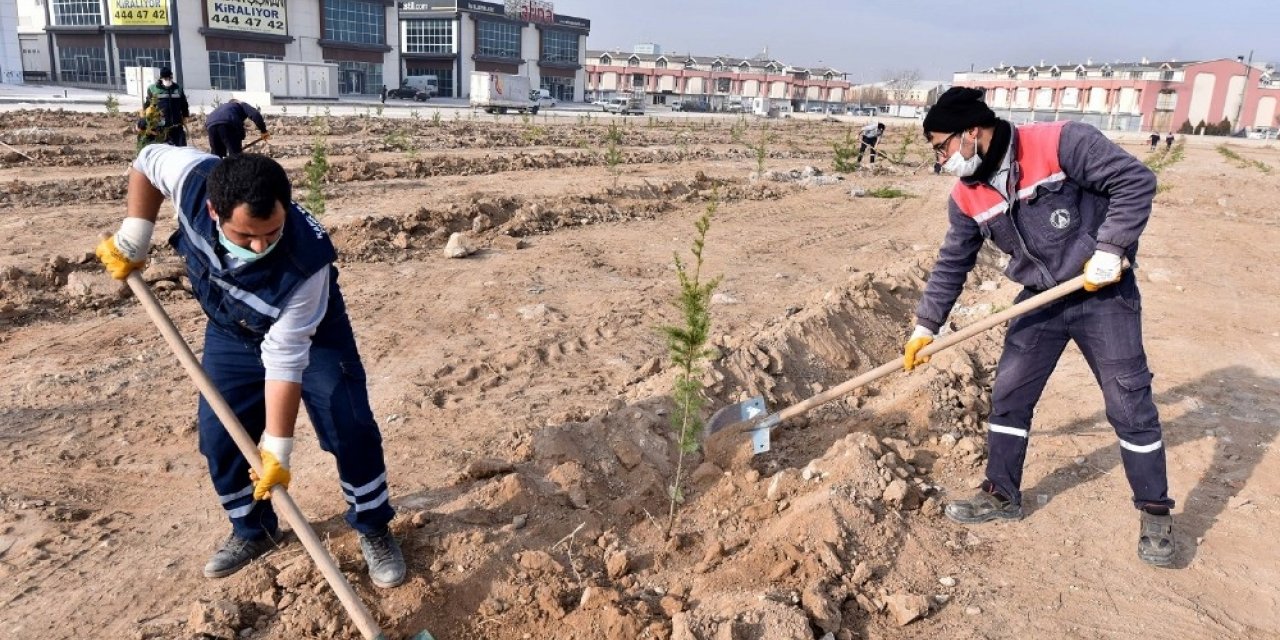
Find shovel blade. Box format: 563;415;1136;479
706;396;767;437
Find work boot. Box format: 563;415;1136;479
203;529;282;578
944;482;1024;524
1138;509;1175;567
359;527;406;588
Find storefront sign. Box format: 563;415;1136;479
460;1;500;16
400;1;456;11
206;0;288;36
504;0;553;24
109;0;169;26
552;13;588;30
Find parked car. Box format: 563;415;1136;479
1246;126;1279;140
675;99;710;113
530;88;557;109
605;94;645;115
386;84;428;100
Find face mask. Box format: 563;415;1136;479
942;131;983;177
216;217;280;263
161;79;173;87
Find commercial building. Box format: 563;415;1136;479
11;0;589;99
951;57;1279;132
848;79;949;118
396;0;589;100
585;46;851;112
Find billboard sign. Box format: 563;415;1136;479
109;0;170;26
206;0;288;36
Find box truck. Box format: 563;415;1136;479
470;71;538;114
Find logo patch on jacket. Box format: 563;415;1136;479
1049;208;1071;229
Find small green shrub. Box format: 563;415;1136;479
305;116;330;216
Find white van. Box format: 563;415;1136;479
530;88;556;109
402;76;439;98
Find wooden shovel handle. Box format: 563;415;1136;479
124;272;387;640
774;273;1089;424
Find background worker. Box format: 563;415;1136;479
857;121;886;164
146;67;189;147
906;87;1175;566
205;99;270;158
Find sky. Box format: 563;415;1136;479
550;0;1279;82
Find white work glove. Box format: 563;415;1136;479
1083;250;1123;292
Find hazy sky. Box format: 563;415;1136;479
551;0;1278;82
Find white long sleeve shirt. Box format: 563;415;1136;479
134;144;328;383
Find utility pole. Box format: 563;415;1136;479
1233;50;1253;133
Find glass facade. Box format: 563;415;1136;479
329;59;384;95
58;46;108;84
540;76;574;102
408;68;453;97
404;19;453;54
324;0;385;45
476;19;519;59
540;29;577;65
118;48;172;81
209;51;282;91
52;0;102;26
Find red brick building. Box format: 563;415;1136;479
952;57;1278;133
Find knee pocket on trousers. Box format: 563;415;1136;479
1113;367;1158;430
1117;369;1153;392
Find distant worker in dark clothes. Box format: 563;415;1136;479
147;67;190;147
1165;132;1175;149
205;99;270;158
1148;132;1160;151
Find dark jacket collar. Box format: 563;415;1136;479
961;120;1013;186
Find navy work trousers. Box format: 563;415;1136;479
197;320;395;541
984;271;1174;511
206;123;244;158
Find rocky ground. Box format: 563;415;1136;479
1;109;1278;640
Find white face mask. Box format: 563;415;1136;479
942;131;983;177
161;79;173;87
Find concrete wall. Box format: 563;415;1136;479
1;0;23;84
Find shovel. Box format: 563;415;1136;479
706;272;1092;455
242;134;268;151
123;271;433;640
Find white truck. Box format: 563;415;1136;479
605;92;645;115
470;71;539;114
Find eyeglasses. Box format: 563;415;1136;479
931;131;960;156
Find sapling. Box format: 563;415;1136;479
660;191;721;534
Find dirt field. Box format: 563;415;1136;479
1;108;1278;640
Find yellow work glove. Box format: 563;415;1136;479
260;131;271;141
1083;250;1123;292
95;235;147;280
903;325;935;371
251;449;292;500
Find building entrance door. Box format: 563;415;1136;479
345;69;365;94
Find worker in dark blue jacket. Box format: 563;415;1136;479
205;99;270;158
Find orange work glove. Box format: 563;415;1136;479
903;325;935;371
95;235;147;280
250;448;292;500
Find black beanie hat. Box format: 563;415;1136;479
923;86;998;135
159;67;173;79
